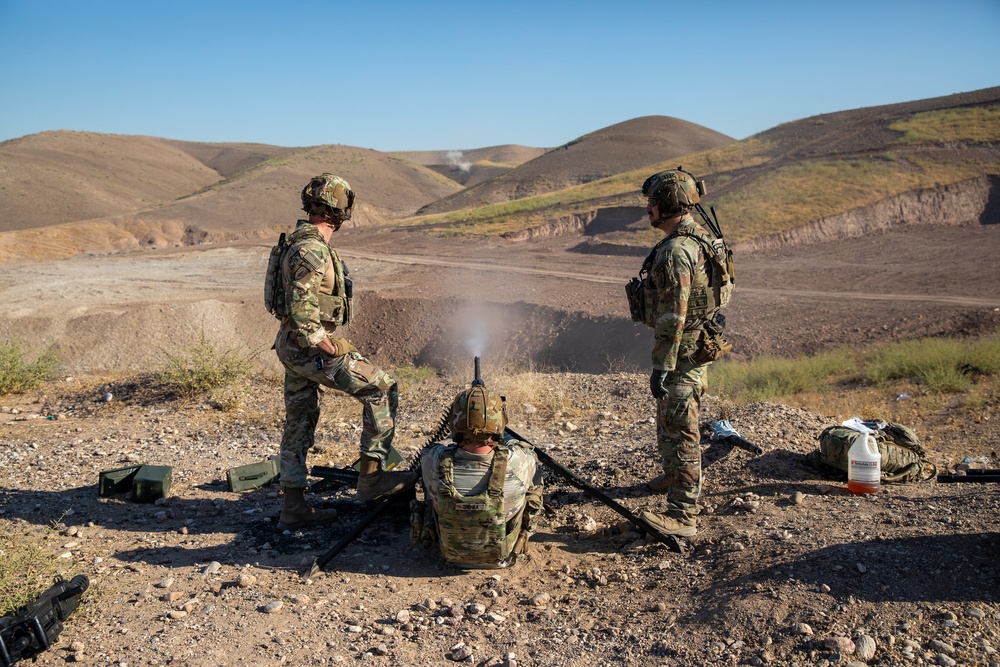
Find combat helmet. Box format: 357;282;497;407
449;385;508;444
301;173;355;221
641;166;703;219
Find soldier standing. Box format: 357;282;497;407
272;173;415;530
630;168;732;537
418;386;543;568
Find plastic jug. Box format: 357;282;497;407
843;418;881;494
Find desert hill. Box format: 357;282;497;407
0;131;227;233
416;116;733;215
395;87;999;251
0;140;462;260
391;145;548;188
1;88;997;263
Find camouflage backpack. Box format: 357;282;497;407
813;420;935;483
263;232;290;319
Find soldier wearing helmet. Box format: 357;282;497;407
417;385;543;568
272;173;415;530
633;167;719;538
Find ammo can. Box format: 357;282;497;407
227;456;281;492
132;465;173;503
98;465;143;497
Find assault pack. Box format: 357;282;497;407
813;419;935;483
263;229;353;325
264;232;289;318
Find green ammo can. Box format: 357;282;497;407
131;465;173;503
98;465;143;497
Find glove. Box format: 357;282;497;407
649;369;669;400
330;337;357;356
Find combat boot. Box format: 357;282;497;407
277;487;338;530
647;472;670;493
357;454;417;501
639;510;697;537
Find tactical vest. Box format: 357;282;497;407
264;224;352;325
626;221;734;327
434;446;516;566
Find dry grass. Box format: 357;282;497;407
891;106;1000;143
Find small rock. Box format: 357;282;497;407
791;490;805;504
262;601;283;614
346;625;362;633
856;563;868;574
791;623;813;636
201;561;222;577
374;644;389;656
966;606;986;619
936;654;957;667
154;578;174;589
395;609;410;623
817;584;831;593
167;610;187;620
823;636;855;654
929;640;955;654
237;573;257;588
162;591;183;602
529;592;551;607
855;634;877;661
451;645;473;661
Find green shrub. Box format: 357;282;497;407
712;348;854;402
159;336;252;397
861;337;995;393
0;342;59;396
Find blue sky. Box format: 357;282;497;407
1;0;998;152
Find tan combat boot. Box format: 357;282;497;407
647;472;670;493
277;487;338;530
356;454;417;501
639;510;697;537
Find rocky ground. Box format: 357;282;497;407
1;368;998;667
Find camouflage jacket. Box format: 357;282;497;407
278;221;350;348
421;436;543;566
648;214;712;371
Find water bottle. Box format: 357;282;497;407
844;418;881;494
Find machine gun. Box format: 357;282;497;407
0;574;89;667
466;357;684;551
937;469;1000;483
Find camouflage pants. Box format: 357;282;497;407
655;357;709;522
275;332;397;489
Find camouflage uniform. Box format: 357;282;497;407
647;213;713;524
275;220;397;489
420;435;543;568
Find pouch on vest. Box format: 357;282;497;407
814;420;934;483
690;314;732;364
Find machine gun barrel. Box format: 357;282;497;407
472;356;484;387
